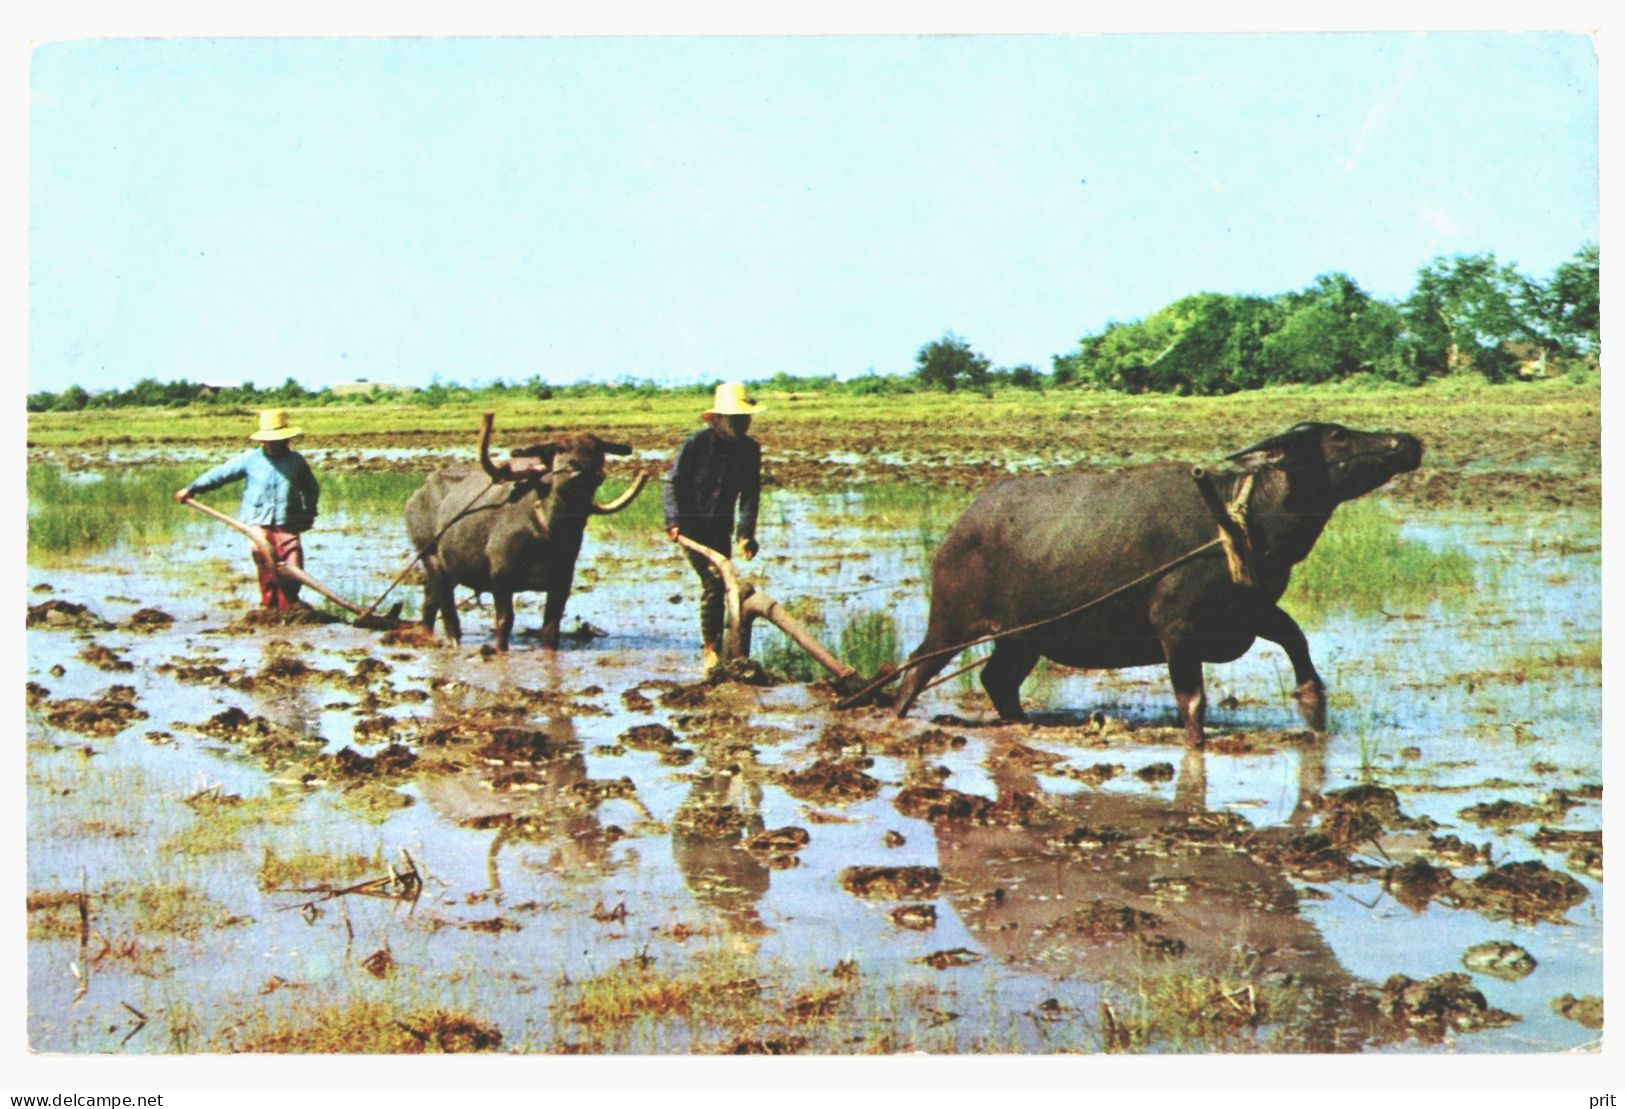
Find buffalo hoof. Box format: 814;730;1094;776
1295;680;1328;733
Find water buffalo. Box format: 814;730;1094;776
404;414;648;650
894;422;1422;741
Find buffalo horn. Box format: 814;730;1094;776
591;471;649;515
477;412;511;482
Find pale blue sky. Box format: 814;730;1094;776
29;32;1599;391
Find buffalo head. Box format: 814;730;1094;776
1226;421;1422;506
477;412;647;524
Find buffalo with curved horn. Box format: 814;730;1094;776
894;422;1422;742
404;413;649;650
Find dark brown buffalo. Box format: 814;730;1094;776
894;422;1422;741
404;415;647;651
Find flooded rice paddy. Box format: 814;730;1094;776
25;456;1602;1054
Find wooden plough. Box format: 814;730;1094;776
672;533;860;687
179;496;404;626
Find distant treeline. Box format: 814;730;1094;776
27;246;1598;412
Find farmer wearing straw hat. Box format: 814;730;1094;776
664;382;764;674
174;409;320;610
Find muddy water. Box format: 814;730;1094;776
25;481;1601;1053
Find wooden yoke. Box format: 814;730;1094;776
1191;467;1256;586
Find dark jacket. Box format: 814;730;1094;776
663;428;760;550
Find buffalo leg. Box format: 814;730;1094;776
981;639;1038;723
538;573;573;649
1164;644;1207;746
422;563;462;644
420;577;440;635
438;582;462;643
1255;604;1327;732
493;590;516;652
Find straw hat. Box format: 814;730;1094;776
249;409;303;441
704;382;764;416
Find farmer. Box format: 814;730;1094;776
174;409;320;610
664;382;763;674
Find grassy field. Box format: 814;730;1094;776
26;376;1601;499
26;375;1599;569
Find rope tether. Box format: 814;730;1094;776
836;465;1261;709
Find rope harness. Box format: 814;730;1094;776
835;465;1262;709
356;475;499;619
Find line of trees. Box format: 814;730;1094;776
1050;245;1598;394
26;245;1597;413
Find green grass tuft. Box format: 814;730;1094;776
1283;499;1477;624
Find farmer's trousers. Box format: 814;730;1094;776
249;527;305;610
682;543;727;646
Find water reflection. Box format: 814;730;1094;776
671;760;771;934
935;743;1381;1050
418;710;635;890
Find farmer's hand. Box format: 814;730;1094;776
174;488;193;504
666;527;681;543
735;537;759;561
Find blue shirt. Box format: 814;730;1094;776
187;449;320;531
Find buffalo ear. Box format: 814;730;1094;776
599;440;634;457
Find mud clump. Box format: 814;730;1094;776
1550;994;1602;1030
156;658;250;689
187;706;321;767
1565;848;1603;881
1384;857;1456;910
1318;783;1428;844
805;723;870;758
839;865;941;900
1046;824;1137;851
870;727;968;759
1157;810;1254;848
1428;834;1492;867
1458;799;1550;827
476;727;561;765
317;744;418;781
1461;941;1536;981
1046;899;1185;960
776;757;882;805
1453;860;1588;921
617;724;695;766
723;1035;807;1055
893;784;1036;828
1376;973;1519;1037
663;661;779;704
78;643;133;672
225;605;342;631
1001;742;1067;771
745;826;810;858
1064;762;1124;788
125;607;175;631
673;802;751;839
1261;832;1358;882
379;624;439;647
26;682;51;709
1134;762;1176;783
919;947;982;970
889;903;937;930
1530;826;1600;850
27;600;112;629
41;684;148;737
